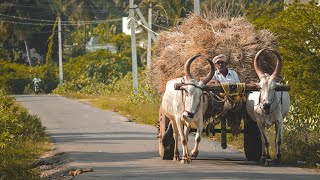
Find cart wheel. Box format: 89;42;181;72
244;112;262;161
158;108;174;160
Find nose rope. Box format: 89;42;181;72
181;85;203;116
258;90;283;114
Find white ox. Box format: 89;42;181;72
246;48;290;165
161;54;214;164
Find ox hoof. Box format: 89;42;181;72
274;154;282;164
264;159;272;166
180;158;191;164
190;150;199;158
260;157;266;164
173;155;180;161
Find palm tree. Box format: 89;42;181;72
0;0;57;65
65;0;98;46
159;0;193;26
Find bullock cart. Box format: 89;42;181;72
157;82;290;161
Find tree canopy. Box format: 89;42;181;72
246;2;320;130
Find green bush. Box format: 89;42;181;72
0;90;50;179
282;130;320;167
92;71;161;126
0;62;58;94
245;2;320;167
54;50;131;95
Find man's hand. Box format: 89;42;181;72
209;79;220;84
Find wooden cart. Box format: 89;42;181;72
157;83;290;161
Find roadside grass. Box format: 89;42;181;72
0;91;52;179
0;137;52;180
62;92;160;127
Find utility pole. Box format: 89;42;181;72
58;14;63;85
135;6;157;41
147;2;153;69
129;0;139;94
194;0;200;15
24;40;32;66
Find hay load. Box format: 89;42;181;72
151;15;278;95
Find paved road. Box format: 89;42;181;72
15;94;320;180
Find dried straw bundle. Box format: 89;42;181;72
151;15;278;95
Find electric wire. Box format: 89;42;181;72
0;13;122;24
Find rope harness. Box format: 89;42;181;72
257;90;283;114
220;82;246;108
211;83;247;118
180;82;204;115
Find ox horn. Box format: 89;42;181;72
254;48;268;79
270;49;283;79
185;54;201;80
200;58;215;85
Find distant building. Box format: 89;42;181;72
25;48;44;65
284;0;320;5
122;17;142;35
86;36;117;53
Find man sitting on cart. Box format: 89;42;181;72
210;54;240;84
208;54;243;136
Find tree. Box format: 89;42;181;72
0;0;58;65
270;3;320;114
158;0;193;26
246;2;320;130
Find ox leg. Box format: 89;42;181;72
257;121;271;165
274;120;283;164
183;121;191;143
171;120;180;161
190;120;202;158
176;119;191;164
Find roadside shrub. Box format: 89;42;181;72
0;62;58;94
245;2;320;167
282;130;320;167
54;50;131;95
0;90;49;179
0;62;32;94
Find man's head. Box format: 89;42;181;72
213;54;227;72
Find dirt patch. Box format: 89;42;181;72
33;152;73;179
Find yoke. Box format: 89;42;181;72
174;83;290;92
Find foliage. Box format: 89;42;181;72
0;0;59;64
244;1;284;27
0;62;32;94
110;33;131;54
0;90;50;179
247;3;320;131
46;15;59;65
269;3;320;119
245;2;320;167
64;28;86;57
91;71;161;126
53;50;131;95
282;130;320;166
0;61;58;94
92;23;115;44
158;0;193;26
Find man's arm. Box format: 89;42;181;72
232;70;240;83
